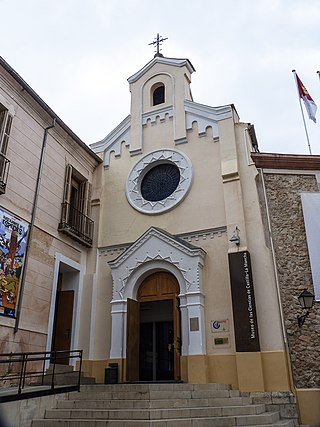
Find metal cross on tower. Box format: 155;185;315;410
149;33;168;57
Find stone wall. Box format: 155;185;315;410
262;173;320;388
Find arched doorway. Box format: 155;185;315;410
126;272;181;382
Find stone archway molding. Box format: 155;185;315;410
108;227;206;359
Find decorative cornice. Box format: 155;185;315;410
251;152;320;171
99;226;227;257
178;226;227;243
128;57;195;84
90;115;131;167
185;100;233;138
142;105;173;126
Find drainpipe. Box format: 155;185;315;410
14;118;56;333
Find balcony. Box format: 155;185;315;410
0;153;10;194
58;202;93;248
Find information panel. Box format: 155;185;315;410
228;250;260;352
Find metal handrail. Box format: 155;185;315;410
0;349;83;402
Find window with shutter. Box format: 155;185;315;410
58;164;94;247
0;104;12;194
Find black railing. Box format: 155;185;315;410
0;349;83;403
58;202;93;247
0;152;10;195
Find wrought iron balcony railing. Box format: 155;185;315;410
0;152;10;195
58;202;93;248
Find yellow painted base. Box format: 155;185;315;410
235;352;265;391
296;388;320;426
82;350;291;392
181;355;208;383
261;351;292;391
206;354;238;389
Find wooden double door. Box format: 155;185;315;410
126;272;181;382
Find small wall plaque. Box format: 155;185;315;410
190;317;199;331
211;319;229;333
213;335;230;348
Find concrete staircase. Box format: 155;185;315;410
32;382;300;426
43;364;96;385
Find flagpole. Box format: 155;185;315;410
292;69;312;155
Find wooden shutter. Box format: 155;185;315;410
0;109;6;148
86;182;92;217
79;180;86;213
63;164;73;204
62;164;73;224
0;113;13;155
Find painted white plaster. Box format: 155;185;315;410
127;57;195;84
90;115;130;167
136;72;175;156
89;249;99;359
185;100;232;138
142;105;173;126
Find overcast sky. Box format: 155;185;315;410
1;0;320;154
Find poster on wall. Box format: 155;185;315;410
0;207;29;318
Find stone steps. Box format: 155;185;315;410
44;403;267;419
43;364;96;385
31;383;300;427
32;417;295;427
57;396;253;409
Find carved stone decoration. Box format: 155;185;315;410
126;149;193;214
108;227;207;358
184;100;233;138
108;227;205;299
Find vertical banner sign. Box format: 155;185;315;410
228;251;260;352
301;193;320;300
0;207;29;318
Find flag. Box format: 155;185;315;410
296;73;317;123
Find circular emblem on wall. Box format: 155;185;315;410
126;149;193;214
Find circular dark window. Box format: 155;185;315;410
141;163;180;202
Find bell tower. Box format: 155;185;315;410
127;51;195;154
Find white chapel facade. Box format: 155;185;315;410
88;53;290;391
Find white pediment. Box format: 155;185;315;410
128;57;195;84
108;227;206;300
90;115;130;167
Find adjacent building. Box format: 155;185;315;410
252;152;320;424
0;57;101;366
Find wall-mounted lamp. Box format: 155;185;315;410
297;289;315;327
229;227;240;246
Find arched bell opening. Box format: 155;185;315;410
151;82;165;106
